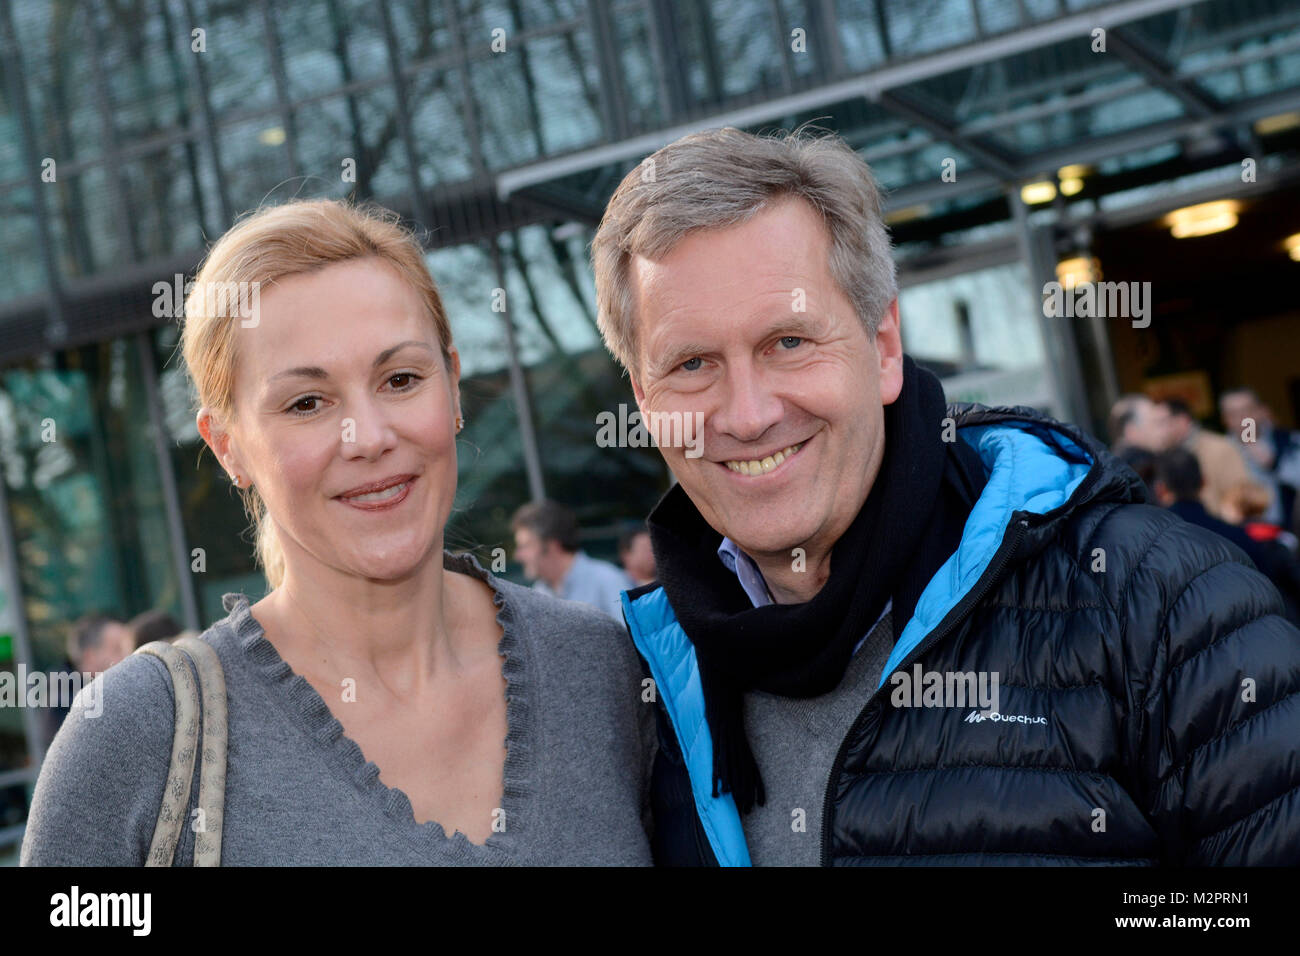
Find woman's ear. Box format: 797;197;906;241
446;346;463;423
197;406;247;485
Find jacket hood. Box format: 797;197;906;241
949;401;1148;526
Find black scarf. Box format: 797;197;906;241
646;355;987;813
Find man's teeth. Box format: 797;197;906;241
345;481;408;502
724;443;803;476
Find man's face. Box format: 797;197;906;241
1220;393;1265;438
1127;398;1172;452
513;527;545;580
82;622;133;675
621;532;656;583
1163;407;1192;446
628;196;903;565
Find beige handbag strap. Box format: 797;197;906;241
175;636;227;866
136;638;228;866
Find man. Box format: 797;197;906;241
590;126;1300;865
1220;386;1300;531
511;499;632;622
127;609;183;648
65;614;133;677
1106;393;1170;455
1164;398;1266;523
618;525;657;587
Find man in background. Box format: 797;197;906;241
65;614;133;677
618;525;657;587
1220;386;1300;531
127;609;183;649
1106;393;1170;456
511;499;632;622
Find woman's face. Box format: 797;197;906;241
203;257;460;585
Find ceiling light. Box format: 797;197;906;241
1164;200;1240;238
1056;256;1101;289
1020;181;1057;205
1254;112;1300;136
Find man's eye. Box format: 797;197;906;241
681;357;703;372
778;336;803;349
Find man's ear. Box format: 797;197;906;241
630;373;646;407
876;298;904;405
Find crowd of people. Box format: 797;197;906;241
1108;389;1300;624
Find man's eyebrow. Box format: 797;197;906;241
649;342;711;375
269;340;436;382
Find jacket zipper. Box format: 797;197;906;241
817;515;1032;867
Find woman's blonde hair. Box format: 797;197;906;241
179;199;453;590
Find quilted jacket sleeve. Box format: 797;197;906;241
1118;510;1300;864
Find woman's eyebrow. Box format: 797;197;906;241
372;340;435;367
269;341;435;382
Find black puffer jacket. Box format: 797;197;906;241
623;404;1300;865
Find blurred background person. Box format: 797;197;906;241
1220;386;1300;532
65;614;133;678
617;525;656;587
512;500;631;622
1163;398;1266;523
126;609;183;649
1107;393;1170;456
1220;478;1300;557
1154;449;1300;625
1114;446;1158;502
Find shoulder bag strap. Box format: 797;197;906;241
175;636;228;866
135;640;202;866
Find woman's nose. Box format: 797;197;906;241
340;401;398;460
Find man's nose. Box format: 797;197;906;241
712;362;783;444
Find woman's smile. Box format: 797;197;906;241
334;474;418;512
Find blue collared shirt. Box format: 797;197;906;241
534;550;634;624
717;536;890;656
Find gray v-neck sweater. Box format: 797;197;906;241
21;552;656;866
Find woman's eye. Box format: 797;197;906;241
388;372;422;389
778;336;803;349
287;396;319;416
681;357;703;372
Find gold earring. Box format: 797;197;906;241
231;472;242;487
455;415;465;433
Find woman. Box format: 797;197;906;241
21;199;655;865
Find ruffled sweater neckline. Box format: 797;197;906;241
217;550;531;863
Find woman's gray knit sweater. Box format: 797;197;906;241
21;552;656;866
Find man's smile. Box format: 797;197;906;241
720;438;808;477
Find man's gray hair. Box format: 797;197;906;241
590;125;898;375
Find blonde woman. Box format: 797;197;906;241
22;200;654;865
